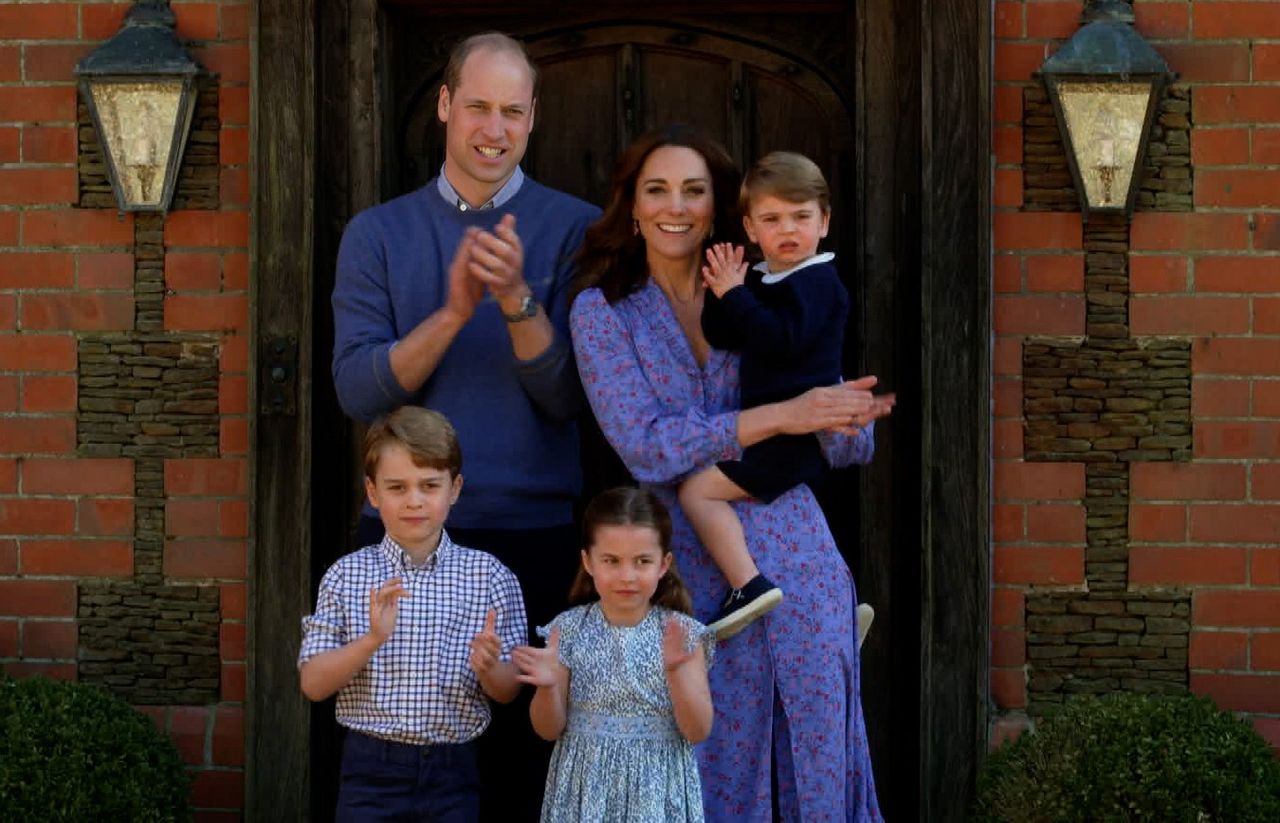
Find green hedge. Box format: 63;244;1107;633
0;675;191;822
974;693;1280;823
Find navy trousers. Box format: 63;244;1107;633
335;731;479;822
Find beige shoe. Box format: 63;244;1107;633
856;603;875;650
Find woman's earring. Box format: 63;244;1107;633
709;224;716;240
632;219;640;236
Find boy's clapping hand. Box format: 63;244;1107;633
469;609;503;676
368;578;408;643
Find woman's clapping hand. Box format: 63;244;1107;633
781;375;896;436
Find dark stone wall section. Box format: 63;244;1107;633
73;214;222;703
1025;589;1191;716
76;334;220;459
1021;215;1193;712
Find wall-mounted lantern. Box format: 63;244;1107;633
1037;0;1175;218
74;0;201;213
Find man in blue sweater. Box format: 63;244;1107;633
330;31;599;821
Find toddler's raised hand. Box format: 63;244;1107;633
513;627;563;687
701;243;748;298
662;617;696;673
469;608;502;677
368;578;408;643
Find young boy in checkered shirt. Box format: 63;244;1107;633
298;406;526;820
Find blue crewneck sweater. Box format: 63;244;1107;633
332;178;600;529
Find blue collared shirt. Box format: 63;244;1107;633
298;531;527;744
436;165;525;211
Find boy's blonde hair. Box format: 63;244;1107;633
363;407;462;480
740;151;830;214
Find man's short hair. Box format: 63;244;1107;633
740;151;830;214
443;31;539;99
364;407;462;480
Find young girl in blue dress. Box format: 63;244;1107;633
512;487;714;823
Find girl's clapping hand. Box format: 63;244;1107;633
662;617;696;673
468;609;502;677
513;627;564;687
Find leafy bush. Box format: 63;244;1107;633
974;693;1280;823
0;675;191;822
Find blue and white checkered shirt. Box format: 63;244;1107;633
298;531;527;744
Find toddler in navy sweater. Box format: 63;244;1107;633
680;152;879;640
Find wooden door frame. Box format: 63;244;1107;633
250;0;989;819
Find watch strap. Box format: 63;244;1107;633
501;294;540;323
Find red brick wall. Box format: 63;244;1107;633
994;0;1280;750
0;2;249;818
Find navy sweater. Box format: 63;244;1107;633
701;255;849;409
332;178;600;529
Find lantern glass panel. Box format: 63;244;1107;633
1057;80;1151;210
89;79;186;208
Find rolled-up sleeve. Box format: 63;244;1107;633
298;566;350;668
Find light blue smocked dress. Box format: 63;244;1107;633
538;602;714;823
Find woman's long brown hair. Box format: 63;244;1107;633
568;486;694;615
570;124;744;307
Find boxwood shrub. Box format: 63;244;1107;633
0;675;191;822
974;693;1280;822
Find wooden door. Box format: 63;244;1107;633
258;2;991;820
310;7;907;819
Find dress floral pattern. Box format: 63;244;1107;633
571;281;883;822
538;603;713;822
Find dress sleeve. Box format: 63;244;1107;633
536;605;587;669
570;288;740;484
817;420;877;468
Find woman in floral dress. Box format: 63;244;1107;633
568;124;890;822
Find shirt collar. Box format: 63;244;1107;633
753;251;836;284
377;530;454;574
436;166;525;212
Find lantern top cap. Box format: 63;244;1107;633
75;0;200;78
1039;0;1171;79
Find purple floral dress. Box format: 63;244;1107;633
570;282;883;822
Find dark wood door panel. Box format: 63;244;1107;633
392;20;854;204
526;48;621;206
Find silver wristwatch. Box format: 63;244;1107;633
501;294;540;323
